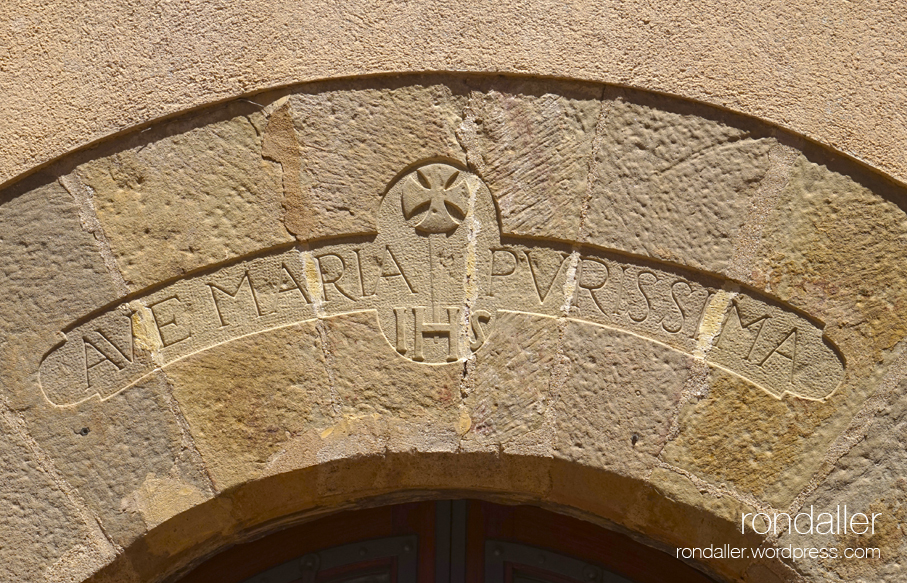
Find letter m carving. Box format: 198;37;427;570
716;300;770;362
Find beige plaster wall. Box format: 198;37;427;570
2;1;906;190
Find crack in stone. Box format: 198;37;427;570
726;143;798;283
0;393;121;557
575;84;610;240
528;87;614;456
59;173;130;296
655;287;738;466
300;243;344;418
156;369;219;495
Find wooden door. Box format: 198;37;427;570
177;500;715;583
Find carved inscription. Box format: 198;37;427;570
39;161;845;406
709;295;843;400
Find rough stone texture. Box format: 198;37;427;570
460;311;560;449
656;152;907;515
583;91;775;272
555;321;692;478
458;78;601;240
0;176;121;414
282;79;467;240
22;371;214;547
0;177;135;576
777;377;907;583
753;155;907;361
661;368;841;509
165;321;331;491
0;176;118;348
0;409;115;583
647;467;766;581
0;178;216;548
325;311;462;428
75;102;291;290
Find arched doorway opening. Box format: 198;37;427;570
177;500;715;583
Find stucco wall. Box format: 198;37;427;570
2;1;906;188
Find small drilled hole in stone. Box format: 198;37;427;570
631;433;639;446
76;427;90;436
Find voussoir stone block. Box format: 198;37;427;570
0;408;115;583
165;320;331;491
457;78;602;241
22;371;214;546
0;179;220;550
555;320;694;478
325;311;462;419
660;367;841;509
583;90;775;273
0;176;119;352
753;155;907;360
278;79;468;240
75;102;292;290
777;377;907;583
460;311;560;451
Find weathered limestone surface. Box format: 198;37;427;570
279;79;467;240
659;151;907;516
0;177;126;578
661;368;840;508
778;376;907;583
165;321;330;491
753;155;907;359
0;177;119;348
555;321;693;477
74;102;292;290
458;78;602;240
0;177;219;551
324;311;463;447
24;371;214;545
0;410;115;583
460;311;560;450
1;76;907;583
583;90;775;273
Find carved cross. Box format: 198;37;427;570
401;165;468;233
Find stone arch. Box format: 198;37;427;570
84;453;768;583
1;74;906;583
